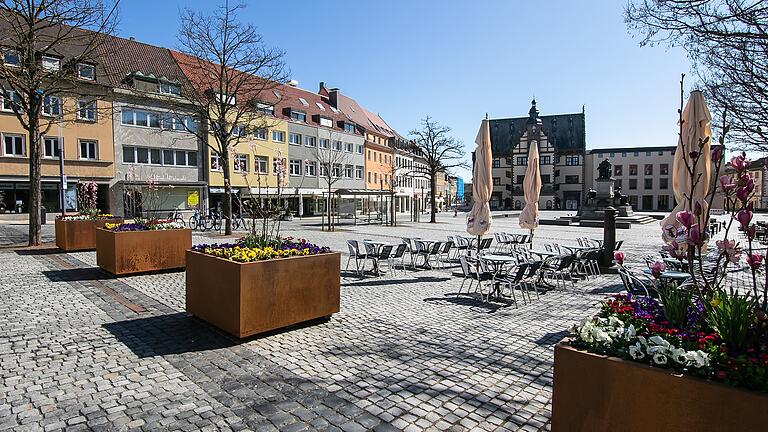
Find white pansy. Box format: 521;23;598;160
608;316;624;328
653;353;668;365
670;347;687;364
624;324;636;340
683;350;710;368
648;335;670;348
628;342;645;360
637;335;647;345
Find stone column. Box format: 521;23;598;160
601;206;616;269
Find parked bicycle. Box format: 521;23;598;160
167;209;186;227
188;208;219;231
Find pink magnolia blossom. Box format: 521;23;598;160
730;154;748;172
687;224;707;247
747;253;764;272
711;146;723;161
650;261;666;279
662;240;687;261
613;251;625;266
737;209;753;227
676;210;695;228
716;238;741;264
720;176;736;194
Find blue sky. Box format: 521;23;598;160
116;0;694;179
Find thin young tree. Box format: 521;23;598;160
409;116;466;223
0;0;119;245
625;0;768;150
314;131;351;232
174;0;288;235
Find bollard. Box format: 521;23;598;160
600;206;616;269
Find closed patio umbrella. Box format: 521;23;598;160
519;140;541;243
467;117;493;251
661;90;712;238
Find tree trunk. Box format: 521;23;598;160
27;117;41;246
221;147;232;235
430;171;437;223
327;185;333;232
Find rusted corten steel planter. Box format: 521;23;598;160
55;218;123;251
95;228;192;275
185;250;341;338
552;342;768;432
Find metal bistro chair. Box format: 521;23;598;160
500;263;529;306
370;244;394;276
419;241;443;269
479;237;493;253
540;254;576;289
451;236;469;259
388;243;407;274
438;240;454;267
345;240;367;275
618;267;659;298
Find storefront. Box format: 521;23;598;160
0;178;108;214
114;180;208;219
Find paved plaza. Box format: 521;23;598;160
0;212;675;431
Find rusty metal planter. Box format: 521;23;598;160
55;218;123;251
185;250;341;338
552;342;768;432
95;228;192;275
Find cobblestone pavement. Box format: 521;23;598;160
1;211;686;431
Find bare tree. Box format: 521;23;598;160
314;132;351;232
409;116;466;223
174;0;288;235
0;0;119;245
625;0;768;150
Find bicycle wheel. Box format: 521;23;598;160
188;216;198;231
174;216;186;227
202;216;213;231
212;217;222;232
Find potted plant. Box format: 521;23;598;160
186;153;340;338
55;181;122;251
95;220;191;275
553;88;768;431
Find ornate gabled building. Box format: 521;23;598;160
489;100;586;210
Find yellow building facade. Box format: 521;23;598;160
0;96;114;212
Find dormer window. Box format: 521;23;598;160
290;110;306;122
343;122;356;133
159;81;180;96
41;55;60;71
77;63;95;81
3;50;19;67
298;97;309;106
215;92;235;105
319;117;333;128
255;102;274;115
315;102;325;111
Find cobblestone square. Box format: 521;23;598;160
0;212;675;431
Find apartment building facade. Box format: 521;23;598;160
585;146;676;211
489;100;586;211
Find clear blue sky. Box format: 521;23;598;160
116;0;695;179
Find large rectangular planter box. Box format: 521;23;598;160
552;342;768;432
186;250;341;338
55;218;123;251
95;228;192;275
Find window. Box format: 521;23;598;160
41;55;60;71
123;146;135;163
158;81;180;96
298;97;309;106
233;154;248;172
492;159;500;168
367;172;372;182
150;148;161;165
646;151;651;157
629;164;637;176
344;142;353;153
136;147;149;164
633;151;639;157
42;95;61;117
615;179;623;189
210;154;222;171
316;102;325;111
658;151;664;156
256;103;274;115
657;195;670;210
541;174;550;184
629;179;637;190
332;164;341;178
516;175;525;184
319;164;328;177
660;164;669;175
609;152;615;157
304;136;316;147
540;155;551;165
355;166;363;179
319;139;329;149
333;140;342;151
305;161;316;176
319;117;333;128
344;164;353;178
356;144;363;154
272;130;285;142
597;152;603;158
3;50;19;66
493;177;501;186
2;90;20;112
516;156;527;165
343;123;356;133
43;137;60;158
565;175;579;184
660;178;669;189
614;165;623;176
3;134;24;156
156;149;198;167
77;99;96;121
77;64;95;81
254;128;267;140
231;124;247;137
644;178;653;189
290;110;306;122
644;164;653;176
621;151;627;157
289;159;301;176
289;133;302;145
79;140;98;160
565;155;580;166
367;150;371;160
255;156;268;174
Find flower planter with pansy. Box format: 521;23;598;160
185;238;340;338
55;214;123;251
95;220;191;275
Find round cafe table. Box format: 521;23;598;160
642;268;691;283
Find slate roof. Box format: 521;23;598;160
96;37;190;92
489;106;586;154
272;84;356;134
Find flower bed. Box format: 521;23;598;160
191;238;331;262
55;216;123;251
56;213;116;221
104;220;185;231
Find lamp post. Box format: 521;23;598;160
58;122;65;216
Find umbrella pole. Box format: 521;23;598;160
530;228;534;248
477;235;481;256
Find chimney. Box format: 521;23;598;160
287;79;299;87
129;37;135;41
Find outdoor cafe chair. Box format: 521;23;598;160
388;243;407;274
614;240;624;251
479;237;493;252
522;260;542;300
500;263;530;306
346;240;368;275
493;233;506;253
618;267;659;298
457;255;476;296
370;244;394;276
451;235;469;258
539;254;576;289
438;241;454;266
419;241;443;269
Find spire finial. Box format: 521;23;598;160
485;112;488;120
